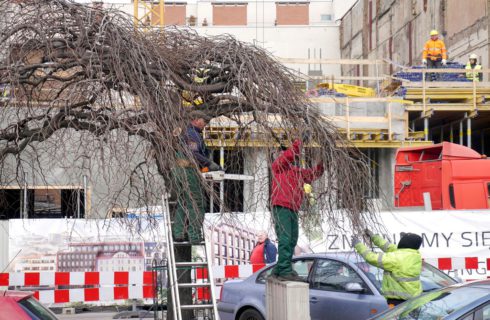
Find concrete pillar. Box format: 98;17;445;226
0;221;9;273
378;148;396;210
266;278;310;320
243;149;269;213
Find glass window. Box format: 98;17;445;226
376;287;489;320
222;245;227;256
311;259;369;293
214;230;220;242
247;240;251;249
235;236;239;247
228;247;234;258
482;302;490;320
321;14;332;21
228;234;233;245
222;232;227;244
19;298;58;320
214;244;220;253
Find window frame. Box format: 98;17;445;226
255;258;315;284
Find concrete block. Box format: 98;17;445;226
62;307;76;315
266;278;310;320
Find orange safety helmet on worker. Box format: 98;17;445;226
422;30;447;65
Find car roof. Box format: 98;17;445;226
0;290;33;302
458;279;490;289
295;251;364;263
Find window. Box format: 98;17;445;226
222;245;227;256
228;234;233;246
320;14;332;21
235;236;239;247
311;259;369;293
214;230;220;242
0;187;85;219
222;232;227;244
449;184;456;208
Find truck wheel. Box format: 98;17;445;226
238;308;265;320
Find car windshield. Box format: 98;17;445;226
375;286;489;319
19;297;58;320
355;261;456;292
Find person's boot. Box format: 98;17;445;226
276;273;305;282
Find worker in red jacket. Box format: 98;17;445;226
271;138;324;281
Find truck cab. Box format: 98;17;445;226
394;142;490;210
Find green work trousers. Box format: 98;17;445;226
172;166;205;243
272;206;299;276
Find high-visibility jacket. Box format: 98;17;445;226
355;234;423;301
423;39;447;60
465;63;482;82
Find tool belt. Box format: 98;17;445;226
428;55;442;61
176;158;194;168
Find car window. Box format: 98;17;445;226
311;259;370;293
355;261;457;292
482;303;490;320
19;297;58;320
256;258;314;284
376;287;489;320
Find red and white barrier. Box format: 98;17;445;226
33;286;154;304
0;271;156;304
0;271;155;287
424;257;482;270
209;257;490;279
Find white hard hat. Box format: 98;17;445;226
469;54;478;60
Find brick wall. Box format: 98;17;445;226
212;3;247;26
151;3;187;26
276;2;309;25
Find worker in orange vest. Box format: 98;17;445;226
422;30;447;81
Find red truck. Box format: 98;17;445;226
394;142;490;210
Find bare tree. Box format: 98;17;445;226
0;0;380;318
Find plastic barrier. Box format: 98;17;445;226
0;271;155;304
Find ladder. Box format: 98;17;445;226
162;192;220;320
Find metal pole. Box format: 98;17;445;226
467;115;472;148
76;187;80;219
219;146;225;212
424;117;429;141
83;175;87;217
23;178;28;219
459;119;463;145
450;123;453;142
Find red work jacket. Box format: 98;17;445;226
271;139;324;212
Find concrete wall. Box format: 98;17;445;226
340;0;489;79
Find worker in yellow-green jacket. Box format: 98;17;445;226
352;230;423;306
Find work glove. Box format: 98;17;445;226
208;162;222;171
442;59;447;66
364;229;374;238
351;235;361;248
302;129;312;144
422;59;427;65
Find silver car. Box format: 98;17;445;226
218;252;457;320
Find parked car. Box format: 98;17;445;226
0;290;58;320
370;280;490;320
218;252;457;320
